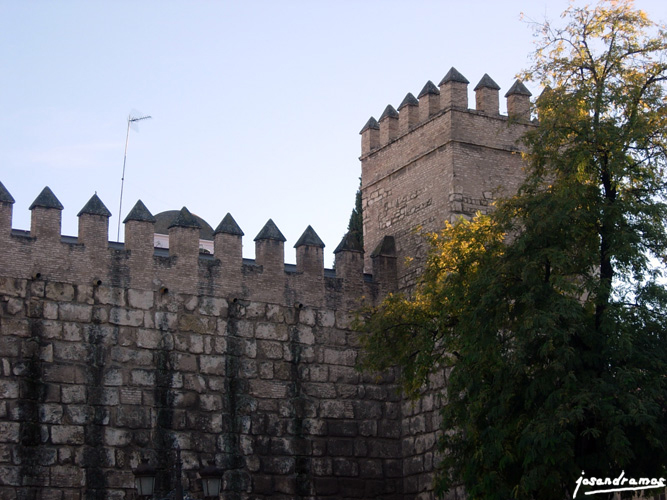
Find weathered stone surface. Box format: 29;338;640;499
0;278;27;298
299;308;316;326
5;298;23;315
294;324;314;345
249;380;288;399
111;346;153;365
0;380;18;399
51;425;84;445
38;404;64;424
115;406;150;429
317;310;336;327
61;385;86;404
154;311;178;331
255;322;287;341
199;394;222;411
198;296;227;316
177;314;211;334
257;340;282;360
127;289;153;310
199;355;225;375
103;368;123;386
323;348;357;366
135;328;162;349
109;307;144;327
95;286;125;306
45;282;75;302
245;301;266;319
0;422;20;443
130;369;155;386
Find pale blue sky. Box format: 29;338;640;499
1;0;665;266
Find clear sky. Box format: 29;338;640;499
1;0;665;267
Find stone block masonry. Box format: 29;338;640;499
0;66;533;499
361;68;534;291
359;68;533;498
0;185;407;499
0;277;405;499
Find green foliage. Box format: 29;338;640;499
347;179;364;248
359;2;667;498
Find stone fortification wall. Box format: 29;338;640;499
359;69;534;499
360;69;534;290
0;187;405;499
0;67;536;500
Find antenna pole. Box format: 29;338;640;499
117;114;151;241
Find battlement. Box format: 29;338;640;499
360;68;532;157
0;182;396;309
359;68;535;288
0;67;536;500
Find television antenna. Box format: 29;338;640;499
117;113;151;241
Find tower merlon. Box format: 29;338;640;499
418;80;441;121
214;212;244;269
123;199;156;255
0;180;15;238
397;92;419;135
334;231;364;283
474;73;501;115
254;218;286;276
29;186;64;243
77;193;111;249
360;116;380;156
294;225;325;275
379;104;399;145
505;79;532;121
167;206;201;263
439;67;469;110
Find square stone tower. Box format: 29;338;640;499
360;68;534;290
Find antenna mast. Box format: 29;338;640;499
117;114;151;241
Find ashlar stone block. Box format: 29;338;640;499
127;289;153;310
50;425;84;445
109;307;143;327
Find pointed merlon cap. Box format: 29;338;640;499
0;181;15;204
78;193;111;217
418;80;440;98
439;67;469;86
29;186;63;210
474;74;501;91
504;79;532;97
214;213;244;236
370;235;396;258
254;219;286;242
398;92;419;110
333;231;363;254
379;105;399;121
359;116;380;134
294;225;325;248
168;206;201;229
123;199;156;223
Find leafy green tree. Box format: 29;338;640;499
359;2;667;499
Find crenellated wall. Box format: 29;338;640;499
0;188;384;308
0;185;408;499
360;68;534;291
1;67;535;500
